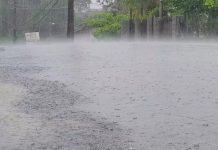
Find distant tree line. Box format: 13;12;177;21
1;0;218;40
86;0;218;38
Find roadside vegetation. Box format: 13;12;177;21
85;0;218;38
0;0;218;40
85;13;128;38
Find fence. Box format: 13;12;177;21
121;15;218;40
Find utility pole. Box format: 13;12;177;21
159;0;163;19
67;0;74;39
140;3;144;37
159;0;163;37
12;0;17;43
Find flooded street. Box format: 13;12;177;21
1;41;218;150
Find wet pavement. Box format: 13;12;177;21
1;41;218;150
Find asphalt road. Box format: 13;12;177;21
1;41;218;150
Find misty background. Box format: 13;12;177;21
0;0;218;42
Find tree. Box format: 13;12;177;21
167;0;218;36
85;12;128;38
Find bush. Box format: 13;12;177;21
85;13;128;39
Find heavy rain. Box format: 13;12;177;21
0;0;218;150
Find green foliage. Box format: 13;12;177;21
204;0;218;8
85;13;128;38
145;7;159;18
167;0;218;35
167;0;218;15
119;0;158;19
167;0;205;15
88;0;218;37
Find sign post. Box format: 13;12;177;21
25;32;40;42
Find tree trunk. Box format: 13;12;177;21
129;8;134;38
67;0;74;39
12;0;17;43
140;6;144;37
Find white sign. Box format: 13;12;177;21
25;32;40;42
